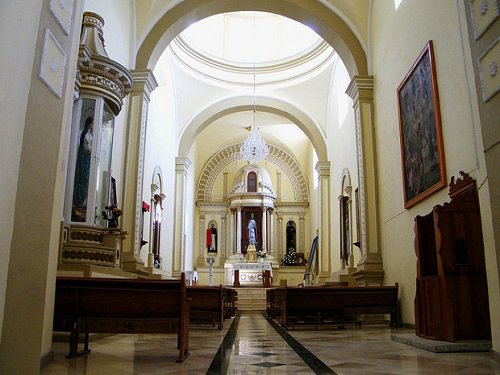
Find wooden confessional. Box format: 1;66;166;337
414;171;491;342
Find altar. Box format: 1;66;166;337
231;262;273;287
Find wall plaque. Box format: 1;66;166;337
39;28;67;98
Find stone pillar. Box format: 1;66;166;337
121;69;158;273
277;171;282;198
173;157;192;276
269;209;275;258
236;207;242;255
299;214;305;253
277;212;284;260
316;161;331;283
223;172;228;201
220;215;227;263
346;75;384;286
230;209;235;255
197;215;206;266
261;207;267;254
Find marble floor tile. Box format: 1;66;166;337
41;311;500;375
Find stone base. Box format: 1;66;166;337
391;333;492;353
351;268;384;286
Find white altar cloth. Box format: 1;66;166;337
232;262;272;285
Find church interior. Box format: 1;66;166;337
1;0;499;373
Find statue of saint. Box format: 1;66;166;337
248;214;257;245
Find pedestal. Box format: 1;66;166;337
246;245;257;263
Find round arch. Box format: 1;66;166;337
178;95;328;161
135;0;367;78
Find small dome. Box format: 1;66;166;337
229;164;276;198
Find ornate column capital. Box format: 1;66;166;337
175;157;192;173
315;161;331;177
345;75;374;103
131;69;158;101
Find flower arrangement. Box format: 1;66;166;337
281;247;298;266
256;248;267;259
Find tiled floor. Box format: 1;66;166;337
42;312;500;374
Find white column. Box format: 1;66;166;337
121;69;157;273
261;208;267;254
230;209;235;255
173;157;191;276
223;172;228;200
197;215;205;266
277;212;283;260
269;209;274;257
220;215;226;262
299;214;305;253
236;207;242;255
346;75;384;285
316;161;331;283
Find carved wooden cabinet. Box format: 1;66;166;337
414;172;491;342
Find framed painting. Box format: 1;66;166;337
397;40;446;209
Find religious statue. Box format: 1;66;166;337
206;223;217;252
72;116;94;221
248;214;257;245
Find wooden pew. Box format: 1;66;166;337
266;287;285;319
277;284;399;329
223;287;237;320
187;285;224;329
341;284;400;327
53;273;190;362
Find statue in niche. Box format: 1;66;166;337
248;213;257;245
206;223;217;253
286;221;296;250
72;116;94;221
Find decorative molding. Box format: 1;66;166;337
77;12;133;115
131;69;159;101
470;0;500;40
449;171;476;199
478;37;500;102
50;0;74;35
40;28;67;98
196;144;309;203
61;248;116;265
345;75;374;102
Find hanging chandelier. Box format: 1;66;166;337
240;13;268;164
240;124;268;164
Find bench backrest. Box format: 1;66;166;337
187;286;223;310
55;276;186;320
284;284;398;312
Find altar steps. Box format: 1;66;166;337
236;288;267;311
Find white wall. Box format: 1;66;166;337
370;0;489;325
0;0;43;344
327;55;358;273
142;52;179;275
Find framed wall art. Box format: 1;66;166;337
397;40;446;209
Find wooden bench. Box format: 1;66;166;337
276;284;399;329
223;287;237;320
187;285;224;329
266;287;285;319
53;273;190;362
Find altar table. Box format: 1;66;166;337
233;262;272;287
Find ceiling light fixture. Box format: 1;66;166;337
240;13;268;164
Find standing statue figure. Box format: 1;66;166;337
248;214;257;245
72;116;94;222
